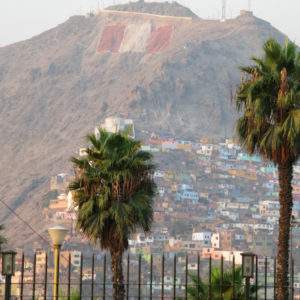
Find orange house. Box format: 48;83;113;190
49;199;68;210
202;248;222;260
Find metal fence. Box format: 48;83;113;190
2;252;298;299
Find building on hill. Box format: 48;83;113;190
220;231;232;251
50;173;71;191
49;196;68;211
95;117;135;138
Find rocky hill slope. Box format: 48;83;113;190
106;1;198;18
0;2;287;245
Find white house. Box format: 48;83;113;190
67;191;78;211
96;117;135;138
221;251;243;264
211;233;220;249
192;232;211;242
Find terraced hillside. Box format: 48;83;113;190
0;3;287;245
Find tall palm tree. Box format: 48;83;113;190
68;128;157;300
235;38;300;299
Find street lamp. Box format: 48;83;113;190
48;225;68;300
1;250;16;300
241;252;255;300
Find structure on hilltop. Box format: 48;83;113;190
95;117;135;138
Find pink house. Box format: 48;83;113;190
202;248;222;260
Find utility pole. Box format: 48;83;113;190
248;0;251;11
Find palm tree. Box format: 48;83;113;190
179;266;260;299
234;38;300;299
68;128;156;300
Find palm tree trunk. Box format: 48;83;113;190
110;250;125;300
276;161;293;300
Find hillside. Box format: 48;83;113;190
0;3;287;246
105;1;198;18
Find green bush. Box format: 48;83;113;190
41;190;58;208
59;289;81;300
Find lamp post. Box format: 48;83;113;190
241;252;255;300
1;250;16;300
48;225;68;300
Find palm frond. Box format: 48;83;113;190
235;38;300;165
68;128;157;254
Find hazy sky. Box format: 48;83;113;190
0;0;299;47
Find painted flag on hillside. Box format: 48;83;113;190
97;25;126;53
97;24;174;54
119;23;152;53
146;25;174;54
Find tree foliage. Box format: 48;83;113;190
69;128;156;251
235;38;300;165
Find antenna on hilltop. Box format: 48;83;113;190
221;0;226;20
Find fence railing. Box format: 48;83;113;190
1;252;298;299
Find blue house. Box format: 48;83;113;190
179;184;194;191
177;191;199;204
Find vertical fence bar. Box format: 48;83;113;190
233;255;235;300
256;256;258;300
91;254;95;300
103;254;106;300
173;254;176;300
209;255;212;300
126;254;130;300
292;257;295;300
138;254;141;300
274;258;276;300
80;253;83;299
185;254;188;300
264;257;267;300
44;253;48;300
54;246;60;300
150;254;153;300
20;253;24;300
32;253;36;300
220;255;223;300
197;253;200;300
68;253;71;300
161;254;164;300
